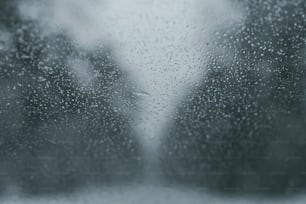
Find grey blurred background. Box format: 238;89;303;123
0;0;306;203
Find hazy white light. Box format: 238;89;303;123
18;0;243;171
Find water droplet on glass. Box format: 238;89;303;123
133;91;151;98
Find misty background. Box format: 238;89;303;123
1;0;306;203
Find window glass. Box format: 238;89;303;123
0;0;306;203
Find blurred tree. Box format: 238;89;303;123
0;0;142;195
161;0;306;195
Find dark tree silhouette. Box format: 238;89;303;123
161;0;306;195
0;0;142;195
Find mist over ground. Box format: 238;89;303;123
1;185;306;204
